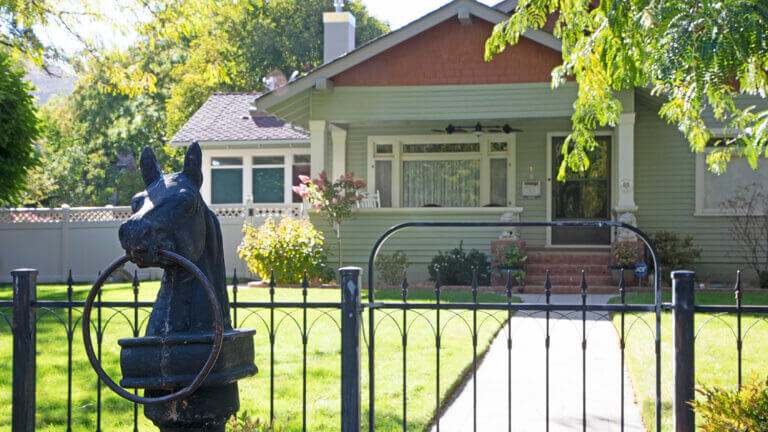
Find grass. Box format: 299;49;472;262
610;290;768;432
0;281;516;431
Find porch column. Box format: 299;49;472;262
615;113;638;239
309;120;328;178
330;124;347;180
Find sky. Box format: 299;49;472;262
361;0;499;29
38;0;501;57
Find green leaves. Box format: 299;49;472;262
0;51;39;205
693;375;768;431
487;0;768;177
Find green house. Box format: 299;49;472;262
175;0;768;287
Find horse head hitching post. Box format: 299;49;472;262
82;143;257;431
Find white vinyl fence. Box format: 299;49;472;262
0;204;303;283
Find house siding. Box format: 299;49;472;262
309;83;578;123
331;18;563;87
309;208;511;284
634;98;761;284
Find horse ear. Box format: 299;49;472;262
183;142;203;189
139;146;162;187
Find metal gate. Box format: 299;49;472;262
362;221;662;432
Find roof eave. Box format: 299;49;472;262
169;139;310;148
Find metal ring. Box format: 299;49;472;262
82;250;224;405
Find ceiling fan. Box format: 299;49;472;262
431;123;523;135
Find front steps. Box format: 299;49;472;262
518;249;624;294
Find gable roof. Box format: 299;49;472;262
170;93;308;146
254;0;561;112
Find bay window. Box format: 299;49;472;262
207;151;310;205
368;134;515;208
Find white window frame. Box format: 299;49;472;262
202;148;311;204
367;134;517;208
695;143;767;216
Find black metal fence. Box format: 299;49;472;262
2;221;767;432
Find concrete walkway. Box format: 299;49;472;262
430;294;646;432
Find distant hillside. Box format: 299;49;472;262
24;65;77;104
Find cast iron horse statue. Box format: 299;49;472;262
91;143;256;431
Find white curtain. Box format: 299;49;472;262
402;159;479;207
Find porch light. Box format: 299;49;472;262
474;123;484;137
334;0;344;12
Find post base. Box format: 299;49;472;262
146;383;238;431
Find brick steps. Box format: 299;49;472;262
521;250;616;293
526;263;611;275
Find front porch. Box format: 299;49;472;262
302;110;641;285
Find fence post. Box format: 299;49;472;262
12;269;37;432
60;204;70;281
340;267;362;432
672;270;695;432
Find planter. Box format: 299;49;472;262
610;266;636;285
497;265;526;292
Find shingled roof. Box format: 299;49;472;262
170;92;309;145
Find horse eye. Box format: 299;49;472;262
131;197;144;213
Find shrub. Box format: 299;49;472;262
651;229;702;283
693;376;768;431
613;241;640;268
761;271;768;289
238;216;334;284
428;241;490;285
375;251;410;286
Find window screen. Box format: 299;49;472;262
252;167;284;203
211;169;242;204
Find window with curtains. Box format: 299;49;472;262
369;135;515;208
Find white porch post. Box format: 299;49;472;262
616;113;638;212
330;124;347;180
615;112;638;239
309;120;328;178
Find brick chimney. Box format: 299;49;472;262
323;1;356;63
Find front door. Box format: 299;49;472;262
551;136;611;246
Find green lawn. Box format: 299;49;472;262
611;290;768;432
0;281;515;431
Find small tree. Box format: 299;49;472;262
721;183;768;285
293;171;366;269
0;51;39;205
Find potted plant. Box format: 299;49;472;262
611;241;639;284
493;243;527;291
